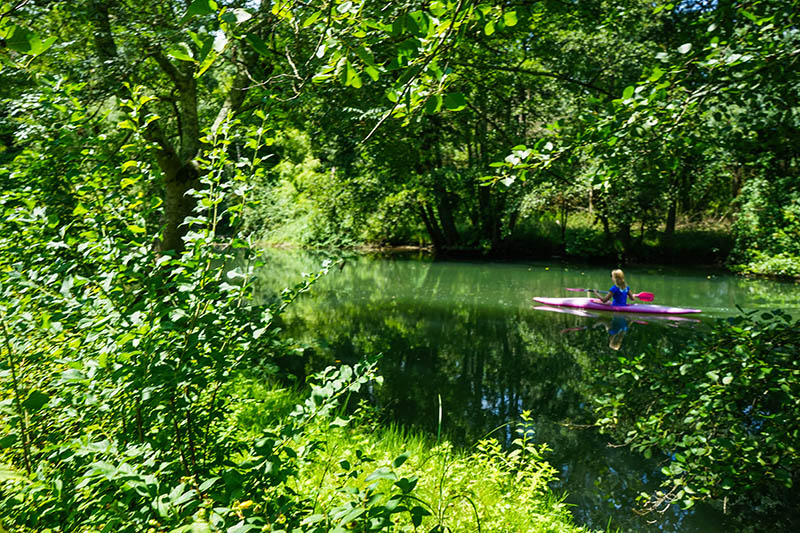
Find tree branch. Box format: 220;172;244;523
453;61;615;97
149;48;187;87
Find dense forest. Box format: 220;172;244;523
3;0;798;274
1;0;799;532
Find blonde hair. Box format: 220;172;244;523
611;269;627;289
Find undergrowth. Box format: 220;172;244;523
229;378;594;533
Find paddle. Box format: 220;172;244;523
566;287;655;302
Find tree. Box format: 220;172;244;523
5;0;484;252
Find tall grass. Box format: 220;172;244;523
231;378;595;532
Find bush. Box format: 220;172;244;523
594;309;800;521
729;175;800;278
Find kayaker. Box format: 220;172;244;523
592;269;638;306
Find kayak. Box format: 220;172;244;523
533;297;702;315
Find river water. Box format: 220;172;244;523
255;249;800;532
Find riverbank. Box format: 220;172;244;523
257;223;800;281
259;229;734;268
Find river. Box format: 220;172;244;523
255;249;800;532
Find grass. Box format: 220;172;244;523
229;377;596;532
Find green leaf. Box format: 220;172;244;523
394;476;418;493
127;225;146;234
354;46;375;67
391;16;405;37
364;65;380;82
739;9;758;23
245;33;270;57
226;521;259;533
622;85;635;99
648;67;665;82
5;26;32;53
0;434;18;449
410;505;431;527
182;0;218;21
424;94;442;114
338;506;366;525
345;60;362;88
5;26;53;56
22;390;50;412
392;452;410;468
365;467;396;482
484;20;495;36
168;43;195;62
303;11;322;27
29;35;57;56
404;13;421;37
444;92;466;111
198;477;220;492
503;11;518;27
301;514;325;526
196;50;218;79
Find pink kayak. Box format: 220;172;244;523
533;297;702;315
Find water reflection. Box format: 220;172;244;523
533;305;702;350
255;250;800;533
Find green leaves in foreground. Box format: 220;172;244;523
595;309;800;512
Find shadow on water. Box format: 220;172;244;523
255;250;800;532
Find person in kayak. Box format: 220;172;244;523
592;269;638;306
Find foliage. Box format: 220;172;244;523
0;84;321;531
0;3;55;68
243;128;329;246
730;175;800;277
276;402;589;533
594;310;800;519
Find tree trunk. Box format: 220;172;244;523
618;222;632;251
90;1;255;254
434;185;460;247
162;163;201;253
419;203;445;251
90;0;117;61
665;200;676;237
560;200;568;254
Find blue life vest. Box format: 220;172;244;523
609;285;630;306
